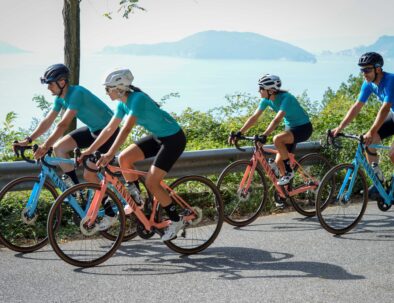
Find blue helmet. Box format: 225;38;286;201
40;64;70;84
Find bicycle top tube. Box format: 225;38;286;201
44;155;75;166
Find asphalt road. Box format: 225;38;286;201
1;202;393;303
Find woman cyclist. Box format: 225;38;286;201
80;68;187;241
230;74;313;188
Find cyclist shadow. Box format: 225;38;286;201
330;212;394;241
234;216;321;233
76;241;364;281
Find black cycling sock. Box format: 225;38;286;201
283;159;292;174
103;195;116;217
164;203;180;222
65;170;79;185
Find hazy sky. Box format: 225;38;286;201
1;0;394;54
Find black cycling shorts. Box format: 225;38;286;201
69;126;120;153
378;111;394;140
135;129;186;172
285;122;313;153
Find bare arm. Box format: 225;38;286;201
369;102;392;135
240;109;263;134
262;110;285;137
43;109;77;148
333;101;364;135
82;116;122;155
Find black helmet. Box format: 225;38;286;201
358;52;384;67
40;64;70;84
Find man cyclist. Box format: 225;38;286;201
331;52;394;198
13;63;119;229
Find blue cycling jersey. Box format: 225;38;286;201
358;72;394;111
53;85;113;132
115;91;181;137
258;92;310;127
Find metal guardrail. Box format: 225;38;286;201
0;141;322;188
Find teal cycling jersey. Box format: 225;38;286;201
258;92;310;127
114;91;181;137
52;85;113;132
358;72;394;111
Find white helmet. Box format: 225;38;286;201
258;74;282;91
103;68;134;91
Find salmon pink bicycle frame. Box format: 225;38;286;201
83;162;198;233
235;136;319;199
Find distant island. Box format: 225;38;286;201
331;35;394;57
0;41;27;54
101;30;316;63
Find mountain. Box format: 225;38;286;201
101;30;316;62
0;41;27;54
337;35;394;57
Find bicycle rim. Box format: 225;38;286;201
316;163;368;235
0;176;59;252
217;160;268;226
47;183;125;267
165;175;224;254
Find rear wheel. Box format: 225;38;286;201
217;160;268;226
316;163;368;235
164;175;224;254
47;183;125;267
0;176;59;252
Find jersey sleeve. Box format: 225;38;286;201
67;87;83;111
383;77;394;103
114;102;127;119
358;81;372;103
52;97;63;112
258;98;269;111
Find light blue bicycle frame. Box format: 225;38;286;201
338;143;393;207
25;155;128;220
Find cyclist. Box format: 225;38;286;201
13;63;120;228
331;52;394;197
79;68;187;241
230;74;313;187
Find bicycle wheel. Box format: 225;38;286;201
316;163;368;235
217;160;268;226
47;183;125;267
164;175;224;254
0;176;59;253
289;153;332;217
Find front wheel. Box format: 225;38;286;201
289;153;332;217
47;183;125;267
164;175;224;254
217;160;268;226
0;176;59;253
316;163;368;235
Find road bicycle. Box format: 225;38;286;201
47;152;224;267
0;145;140;253
217;134;331;227
315;131;393;235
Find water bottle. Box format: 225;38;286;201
371;162;384;182
62;174;75;188
126;182;143;206
268;158;280;177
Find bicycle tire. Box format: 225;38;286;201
0;176;60;253
47;183;125;267
316;163;368;235
164;175;224;254
289;153;332;217
217;160;268;226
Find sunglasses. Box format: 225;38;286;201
360;67;374;74
105;86;117;93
